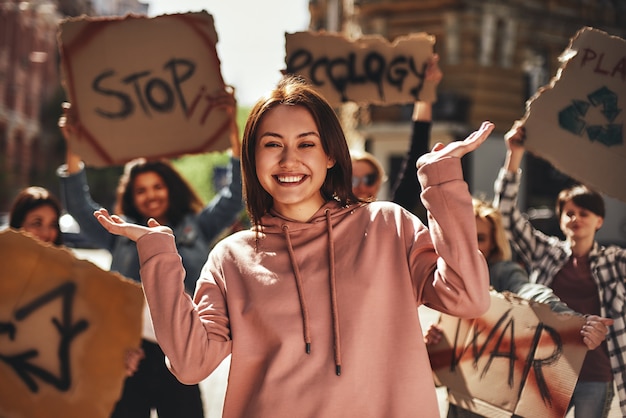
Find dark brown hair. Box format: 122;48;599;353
241;75;359;227
9;186;63;245
114;158;204;226
556;184;605;219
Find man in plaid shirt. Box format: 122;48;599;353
493;121;626;418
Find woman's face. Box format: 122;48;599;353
351;160;380;200
559;200;603;242
476;216;495;261
21;205;59;243
132;171;170;223
255;104;335;222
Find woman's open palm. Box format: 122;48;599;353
93;208;172;242
417;121;494;169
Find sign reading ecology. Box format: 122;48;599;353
58;12;232;167
285;31;436;106
427;291;587;418
0;230;143;418
523;27;626;203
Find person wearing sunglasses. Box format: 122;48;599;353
350;150;387;200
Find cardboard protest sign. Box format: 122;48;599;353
523;27;626;203
0;230;143;418
58;12;233;167
427;291;587;418
284;31;436;106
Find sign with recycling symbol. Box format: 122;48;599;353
523;27;626;203
558;86;622;146
0;230;143;418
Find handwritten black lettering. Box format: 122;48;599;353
92;69;134;119
450;310;564;406
518;323;562;407
286;48;427;103
92;58;199;120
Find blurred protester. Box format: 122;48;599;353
493;121;626;418
424;198;613;418
9;186;63;245
350;150;386;200
57;88;243;418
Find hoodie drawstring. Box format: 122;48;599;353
325;209;342;376
282;212;342;376
283;225;312;355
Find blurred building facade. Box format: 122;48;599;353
308;0;626;245
0;0;148;211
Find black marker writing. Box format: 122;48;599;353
0;281;89;393
286;49;427;102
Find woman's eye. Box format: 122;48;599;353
300;142;315;148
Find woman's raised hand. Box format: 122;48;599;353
417;121;495;170
93;208;172;242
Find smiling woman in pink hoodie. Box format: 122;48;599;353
94;75;492;418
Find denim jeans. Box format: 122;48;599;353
567;380;614;418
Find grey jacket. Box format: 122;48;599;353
489;260;574;314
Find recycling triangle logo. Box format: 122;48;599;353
558;86;623;146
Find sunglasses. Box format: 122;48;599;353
352;173;378;187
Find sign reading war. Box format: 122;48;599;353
58;12;232;167
285;31;436;106
523;27;626;203
0;230;143;418
427;291;587;418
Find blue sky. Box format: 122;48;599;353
145;0;310;105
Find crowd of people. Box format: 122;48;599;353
5;48;625;418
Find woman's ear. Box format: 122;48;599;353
595;216;604;231
327;157;336;169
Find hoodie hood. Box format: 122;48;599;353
259;200;361;233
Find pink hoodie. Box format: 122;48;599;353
138;157;490;418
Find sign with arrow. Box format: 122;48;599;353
0;230;143;418
523;27;626;203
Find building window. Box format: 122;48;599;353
444;12;460;65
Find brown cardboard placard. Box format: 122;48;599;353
523;27;626;203
284;31;436;106
428;291;587;418
58;12;233;167
0;230;143;418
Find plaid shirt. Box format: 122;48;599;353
494;168;626;415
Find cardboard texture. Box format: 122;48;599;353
523;27;626;203
427;291;587;418
58;12;232;167
0;230;143;418
284;31;436;106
